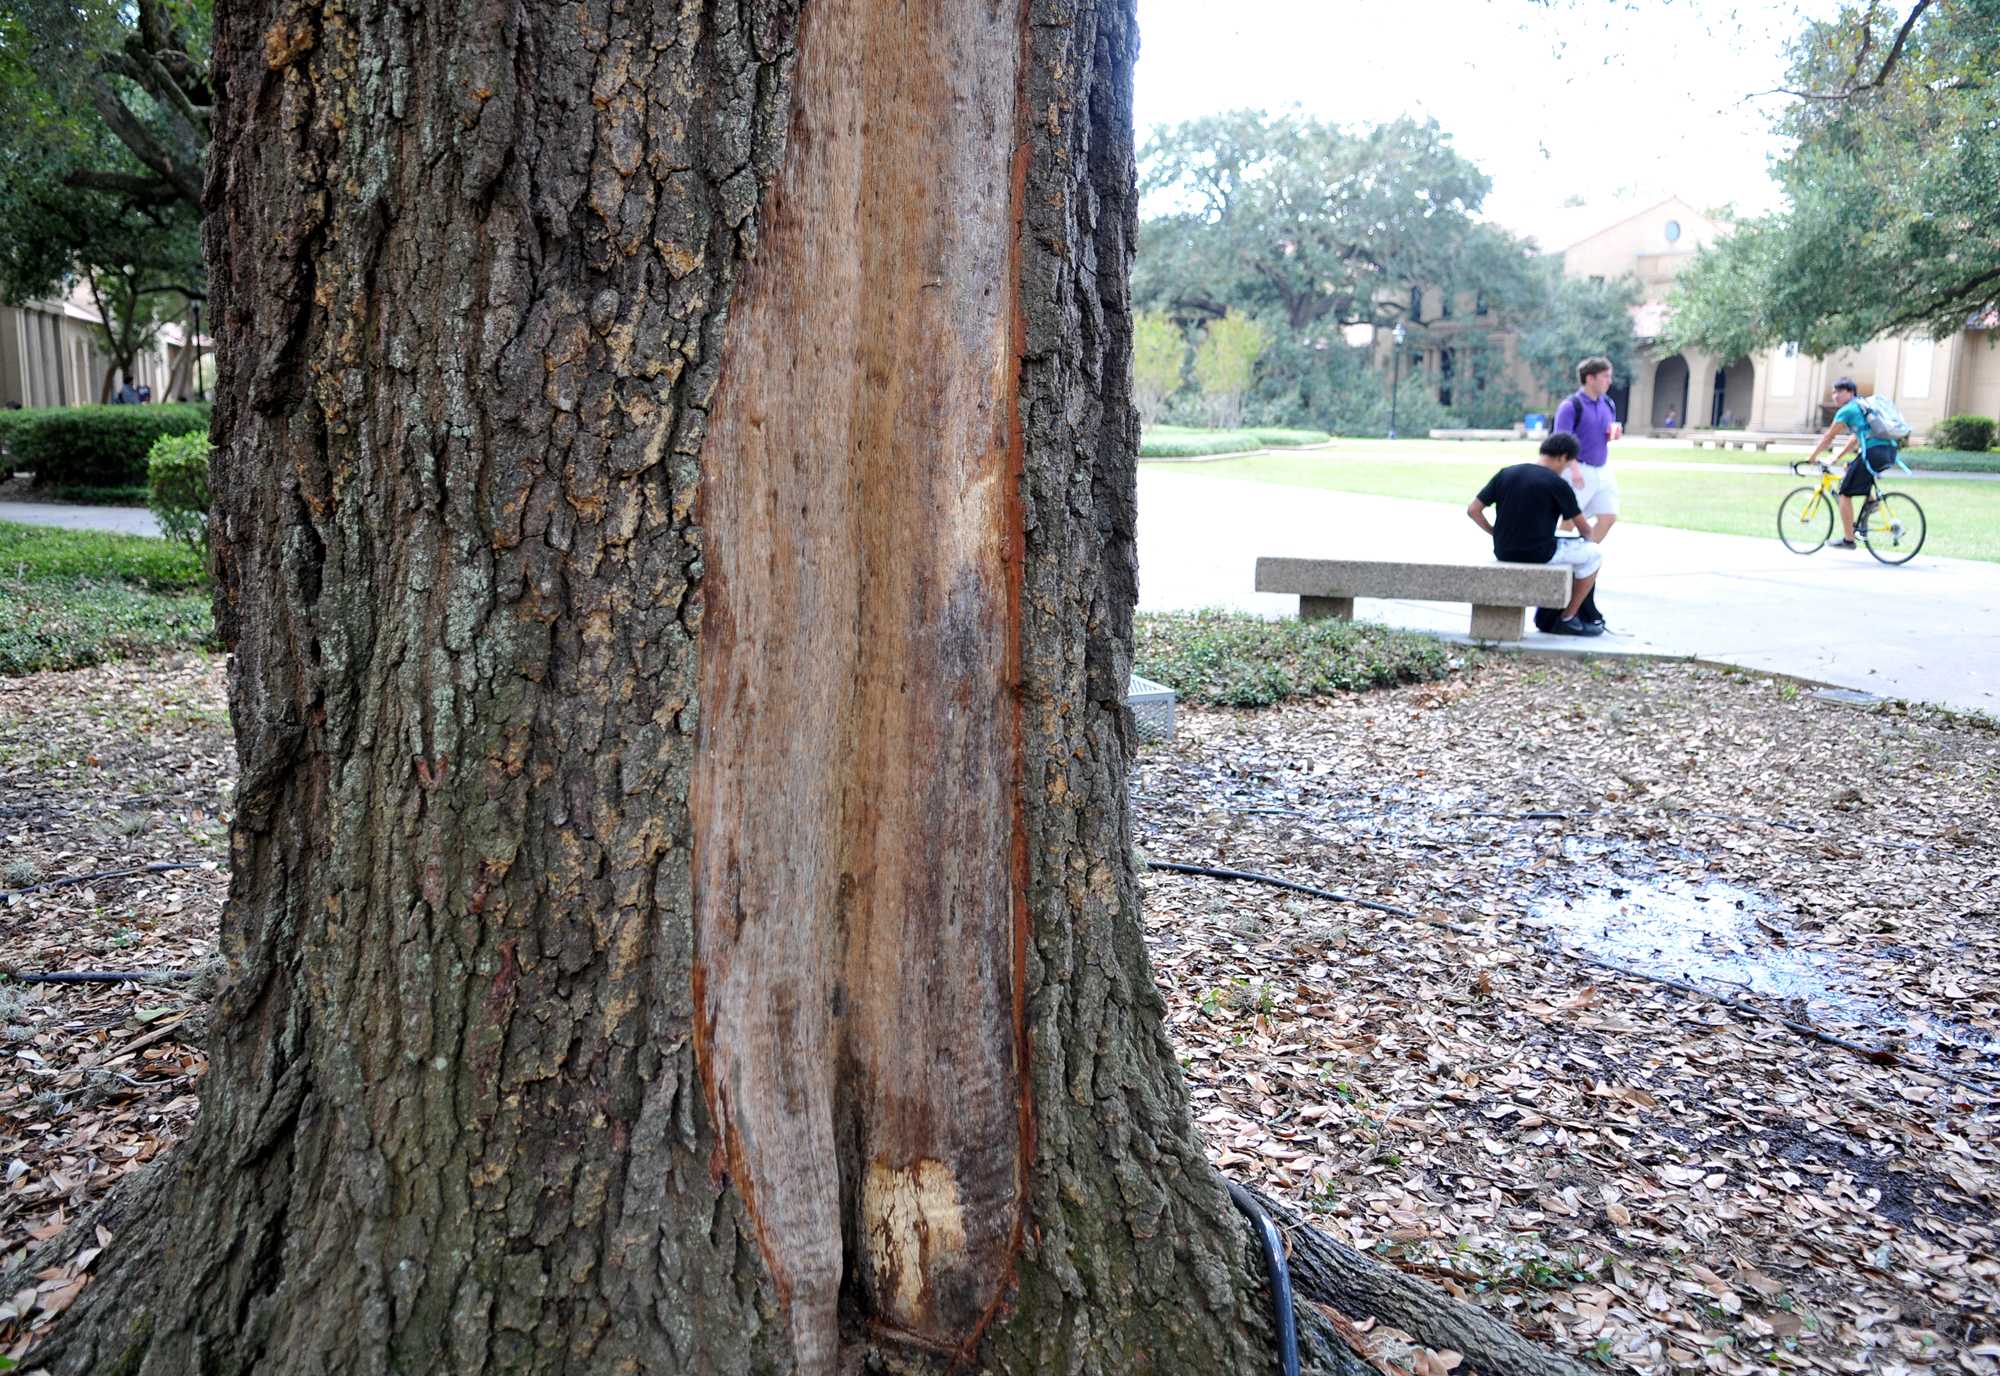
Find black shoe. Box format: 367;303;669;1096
1583;615;1608;632
1533;608;1560;633
1546;615;1604;637
1830;538;1858;549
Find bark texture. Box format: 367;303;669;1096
21;1;1367;1373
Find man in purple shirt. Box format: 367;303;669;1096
1548;355;1623;629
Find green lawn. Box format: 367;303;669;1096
1152;450;2000;562
0;521;212;674
1205;435;2000;474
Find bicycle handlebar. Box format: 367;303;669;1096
1791;458;1832;475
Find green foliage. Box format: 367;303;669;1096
7;402;210;486
1190;314;1271;426
1139;426;1330;458
1133;610;1455;707
0;407;32;479
146;428;211;551
0;518;206;590
1670;0;2000;354
0;517;211;674
1513;266;1644;404
1932;415;1994;452
1131;309;1187;426
0;3;210;388
1137;111;1517;335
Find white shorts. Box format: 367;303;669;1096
1568;461;1621;517
1549;536;1603;579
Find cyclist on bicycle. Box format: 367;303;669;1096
1803;378;1897;550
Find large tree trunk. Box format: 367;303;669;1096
20;2;1354;1373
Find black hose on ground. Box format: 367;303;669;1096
1226;1178;1302;1376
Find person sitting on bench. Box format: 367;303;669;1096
1464;432;1605;638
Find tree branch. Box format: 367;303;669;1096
1754;0;1933;103
88;76;203;209
62;169;183;208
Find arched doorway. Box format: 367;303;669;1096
1652;355;1690;428
1711;358;1755;427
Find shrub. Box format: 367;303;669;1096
1132;310;1187;427
0;519;206;592
7;403;212;488
1133;609;1455;707
1932;414;1994;452
1139;427;1331;458
1191;315;1273;427
148;431;213;553
0;408;34;480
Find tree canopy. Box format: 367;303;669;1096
1135;110;1509;336
0;2;210;392
1670;0;2000;356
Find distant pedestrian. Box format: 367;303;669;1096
135;383;152;403
1466;432;1605;637
112;381;140;404
1662;407;1679;430
1551;356;1623;628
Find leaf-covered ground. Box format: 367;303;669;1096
1137;660;1999;1374
3;653;1996;1374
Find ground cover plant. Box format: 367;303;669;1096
1134;609;1454;706
0;522;211;675
1141;424;1333;458
3;654;1994;1374
1152;448;2000;561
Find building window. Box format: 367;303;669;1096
1665;219;1682;243
1475;291;1489;317
1439;348;1455;408
1441;292;1453;320
1409;286;1423;320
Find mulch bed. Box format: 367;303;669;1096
1138;658;1998;1375
3;652;1996;1374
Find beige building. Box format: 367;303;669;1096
1;280;196;408
1385;193;2000;439
1560;195;2000;438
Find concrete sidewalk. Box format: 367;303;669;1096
1137;471;2000;716
0;501;160;537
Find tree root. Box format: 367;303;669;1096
1245;1184;1595;1376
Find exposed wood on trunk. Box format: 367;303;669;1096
691;0;1027;1365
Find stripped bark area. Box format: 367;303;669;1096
16;1;1388;1373
691;0;1026;1364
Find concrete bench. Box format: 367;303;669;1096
1255;556;1572;641
1690;431;1770;451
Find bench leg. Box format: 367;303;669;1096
1300;595;1354;622
1470;604;1525;641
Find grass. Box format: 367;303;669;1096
1134;609;1455;707
0;521;205;590
1140;425;1332;458
1898;447;2000;474
1150;449;2000;562
0;520;212;674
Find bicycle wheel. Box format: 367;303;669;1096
1861;490;1926;565
1777;486;1832;554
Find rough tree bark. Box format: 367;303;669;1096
17;1;1370;1374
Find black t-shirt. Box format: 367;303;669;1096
1476;463;1581;564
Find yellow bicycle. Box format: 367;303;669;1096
1778;458;1927;565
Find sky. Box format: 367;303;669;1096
1131;0;1841;247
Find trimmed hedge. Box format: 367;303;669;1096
1134;609;1454;707
148;431;213;553
0;409;34;480
1933;414;1994;452
3;403;212;487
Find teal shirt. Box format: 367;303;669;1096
1836;399;1895;454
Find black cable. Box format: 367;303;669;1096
1226;1179;1301;1376
1148;860;1421;920
0;861;203;900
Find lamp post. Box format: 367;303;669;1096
1389;320;1407;440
